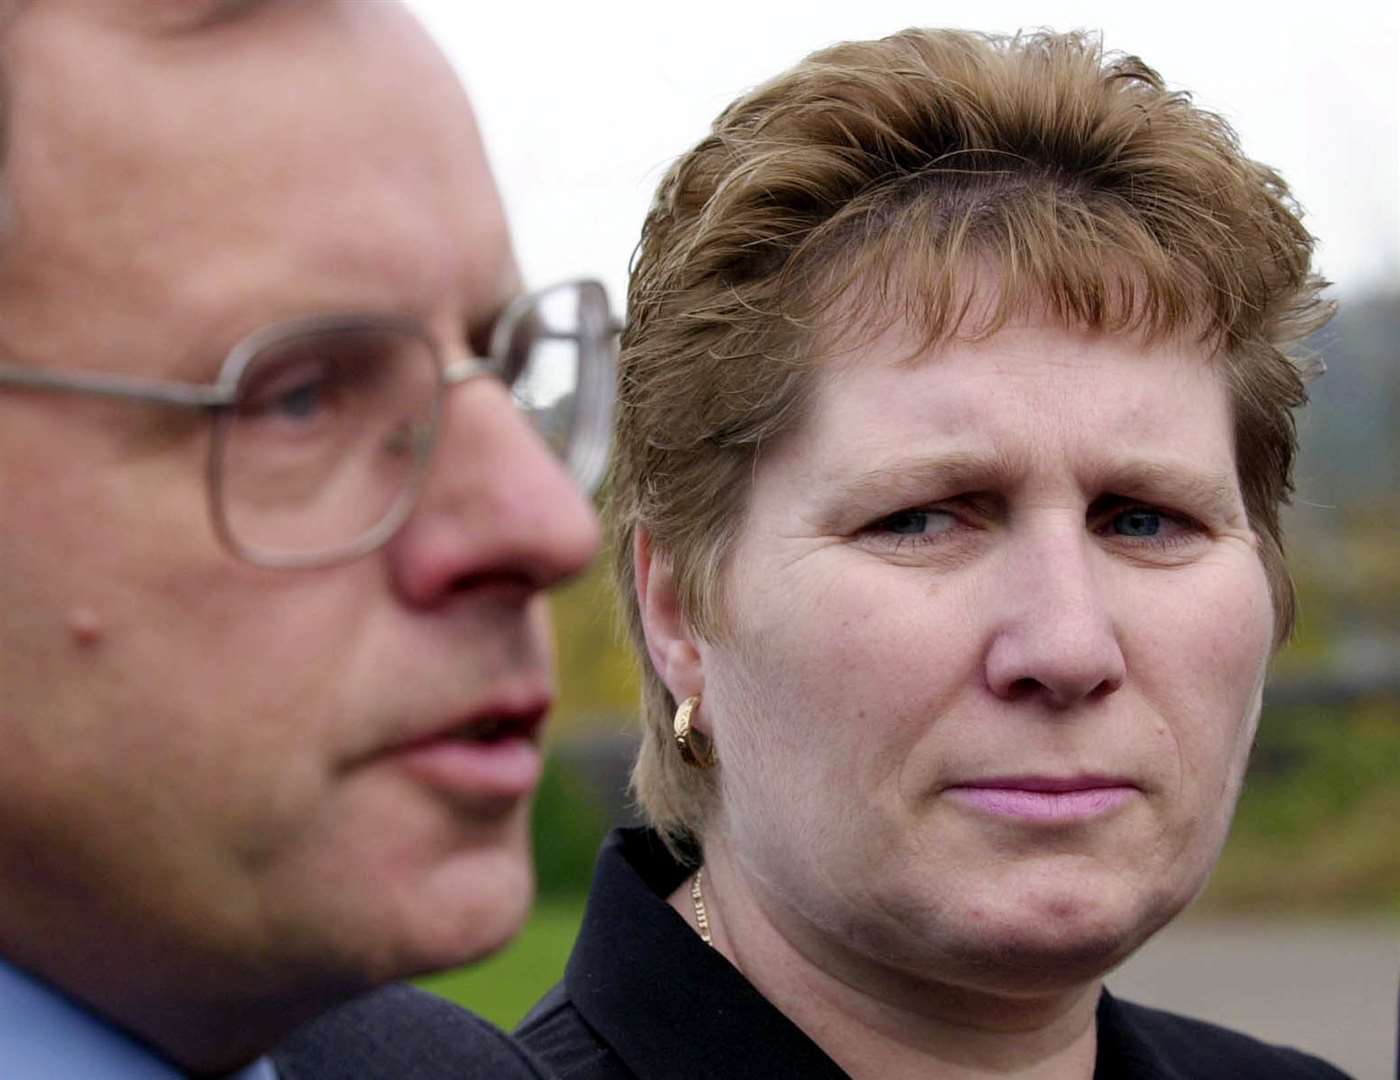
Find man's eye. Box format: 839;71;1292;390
271;380;325;419
239;360;338;422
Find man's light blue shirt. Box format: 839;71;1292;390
0;955;277;1079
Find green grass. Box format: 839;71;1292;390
415;897;587;1030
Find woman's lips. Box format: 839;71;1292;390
944;777;1137;823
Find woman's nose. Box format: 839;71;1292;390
982;525;1126;709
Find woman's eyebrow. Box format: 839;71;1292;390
814;452;1242;520
816;450;1021;516
1100;460;1243;519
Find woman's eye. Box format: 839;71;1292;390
1112;508;1165;538
1101;504;1202;546
870;508;957;537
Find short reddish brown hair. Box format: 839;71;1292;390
610;28;1333;846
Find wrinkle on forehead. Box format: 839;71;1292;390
20;0;283;35
145;0;275;33
768;314;1243;524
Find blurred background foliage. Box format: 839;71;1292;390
425;289;1399;1028
546;559;642;738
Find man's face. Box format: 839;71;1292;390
690;312;1272;997
0;0;598;1037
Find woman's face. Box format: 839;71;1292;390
691;315;1274;992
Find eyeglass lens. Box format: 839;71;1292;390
212;281;613;567
215;324;439;565
493;280;612;496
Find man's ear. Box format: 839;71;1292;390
634;526;704;701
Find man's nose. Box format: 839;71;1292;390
982;522;1126;710
385;374;601;607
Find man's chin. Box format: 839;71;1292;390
418;845;536;972
326;831;537;988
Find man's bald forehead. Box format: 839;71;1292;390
13;0;307;35
0;0;510;353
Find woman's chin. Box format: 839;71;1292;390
845;872;1192;999
934;886;1186;994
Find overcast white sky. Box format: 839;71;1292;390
406;1;1399;309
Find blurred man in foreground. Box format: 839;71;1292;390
0;1;612;1075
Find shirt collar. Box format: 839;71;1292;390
0;954;278;1079
564;828;850;1078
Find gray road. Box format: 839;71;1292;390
1107;916;1398;1079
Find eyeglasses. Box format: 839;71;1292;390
0;279;618;569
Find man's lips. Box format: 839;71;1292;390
374;702;550;803
943;775;1139;823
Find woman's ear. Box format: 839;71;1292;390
634;526;703;700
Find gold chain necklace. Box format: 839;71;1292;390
690;867;713;947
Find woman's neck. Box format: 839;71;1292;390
669;840;1103;1080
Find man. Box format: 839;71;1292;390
0;0;611;1075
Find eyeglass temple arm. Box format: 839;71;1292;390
443;317;622;388
0;362;233;409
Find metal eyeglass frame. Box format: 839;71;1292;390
0;278;619;569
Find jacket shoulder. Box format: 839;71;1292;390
274;983;550;1080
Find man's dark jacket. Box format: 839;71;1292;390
275;984;548;1080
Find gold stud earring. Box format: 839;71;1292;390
673;695;717;768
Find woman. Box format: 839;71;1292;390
519;29;1347;1079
